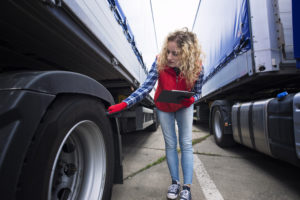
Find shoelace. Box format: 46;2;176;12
168;184;179;193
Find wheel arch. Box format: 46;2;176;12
0;70;115;106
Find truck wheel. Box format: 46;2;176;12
17;96;114;200
211;106;235;147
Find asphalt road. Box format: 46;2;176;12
111;122;300;200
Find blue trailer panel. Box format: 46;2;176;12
193;0;299;100
292;0;300;68
193;0;251;97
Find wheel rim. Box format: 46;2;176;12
49;120;106;200
213;110;222;139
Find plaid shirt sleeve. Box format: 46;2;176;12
192;67;204;102
123;60;158;107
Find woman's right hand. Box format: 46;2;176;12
108;102;128;114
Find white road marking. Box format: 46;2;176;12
194;155;224;200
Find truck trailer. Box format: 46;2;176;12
193;0;300;167
0;0;158;199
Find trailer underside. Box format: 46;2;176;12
199;66;300;103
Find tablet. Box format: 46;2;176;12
156;90;195;104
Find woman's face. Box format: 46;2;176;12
166;41;180;68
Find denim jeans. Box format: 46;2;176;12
157;105;194;185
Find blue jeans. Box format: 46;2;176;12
157;105;194;185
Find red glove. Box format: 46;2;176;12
108;102;127;114
181;96;195;107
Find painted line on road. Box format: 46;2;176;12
194;155;224;200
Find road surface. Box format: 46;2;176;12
112;123;300;200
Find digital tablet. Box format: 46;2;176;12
156;90;195;104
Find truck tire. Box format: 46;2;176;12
17;95;114;200
211;106;235;147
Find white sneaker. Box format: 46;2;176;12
167;180;180;199
179;187;192;200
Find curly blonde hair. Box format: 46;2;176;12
157;28;204;88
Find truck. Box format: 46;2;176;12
0;0;158;199
193;0;300;167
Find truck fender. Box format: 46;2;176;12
0;70;115;105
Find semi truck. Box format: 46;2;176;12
0;0;158;199
193;0;300;167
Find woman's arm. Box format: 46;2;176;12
192;68;204;102
123;60;158;107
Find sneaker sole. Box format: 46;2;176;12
167;194;178;199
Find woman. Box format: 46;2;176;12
108;28;204;200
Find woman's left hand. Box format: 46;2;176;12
181;96;195;107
